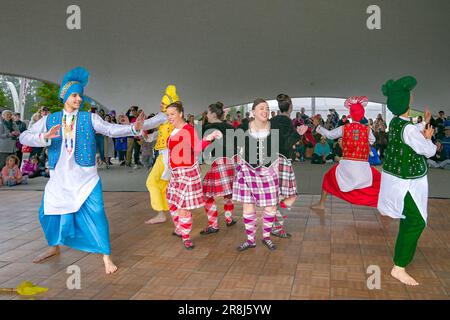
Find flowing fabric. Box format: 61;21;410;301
39;180;111;255
322;164;381;207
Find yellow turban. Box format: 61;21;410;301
161;85;179;111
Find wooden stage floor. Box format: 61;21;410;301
0;191;449;300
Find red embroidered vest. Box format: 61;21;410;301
342;123;370;161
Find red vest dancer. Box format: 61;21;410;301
311;96;381;210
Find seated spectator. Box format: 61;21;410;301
292;112;305;129
21;155;40;178
427;140;450;169
311;137;335;164
2;155;27;186
333;138;343;161
442;126;450;159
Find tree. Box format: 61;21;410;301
33;82;90;113
0;86;9;108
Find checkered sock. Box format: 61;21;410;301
272;201;288;232
204;197;219;229
262;209;276;240
223;196;234;224
243;211;257;244
169;205;180;235
179;212;193;241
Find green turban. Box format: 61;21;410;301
381;76;417;116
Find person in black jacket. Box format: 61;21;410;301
269;94;305;238
201;102;238;235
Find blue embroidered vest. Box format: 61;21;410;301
46;111;96;169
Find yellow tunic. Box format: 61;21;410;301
154;121;174;151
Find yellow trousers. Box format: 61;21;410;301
146;154;169;211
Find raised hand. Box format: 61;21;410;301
423;124;434;140
297;125;308;136
204;130;223;141
424;107;431;124
43;125;61;140
134;112;146;131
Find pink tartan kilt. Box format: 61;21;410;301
166;163;205;210
278;156;298;199
203;157;235;198
232;158;280;207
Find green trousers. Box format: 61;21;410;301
393;192;426;268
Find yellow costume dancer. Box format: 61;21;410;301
145;85;179;224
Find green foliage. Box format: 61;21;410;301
33;82;90;113
0;86;9;108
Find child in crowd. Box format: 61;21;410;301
2;155;27;186
21;155;40;178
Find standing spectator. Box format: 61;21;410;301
187;114;195;126
2;154;26;186
13;112;27;164
329;108;339;127
39;106;50;117
337;115;349;127
99;109;106;119
103;115;115;166
299;107;309;122
233;111;242;128
435;111;446;140
115;136;127;166
28;112;42;128
374;114;388;158
125;106;139;167
270;111;276;119
141;114;157;170
324;114;334;129
225;113;233;126
311;136;335;164
0;110;19;168
292;112;305;129
241;111;251;127
92;107;107;167
368;118;374;130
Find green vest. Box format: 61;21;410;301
383;117;427;179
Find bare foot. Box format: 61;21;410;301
103;255;118;274
144;213;166;224
310;202;325;210
33;246;60;263
391;266;419;286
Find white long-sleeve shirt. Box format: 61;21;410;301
377;119;436;222
316;125;376;192
19;110;166;215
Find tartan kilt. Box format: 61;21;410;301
167;163;205;210
232;158;280;207
203;157;235;198
278;156;298;199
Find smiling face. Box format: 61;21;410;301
65;93;83;110
253;102;270;122
167;105;184;127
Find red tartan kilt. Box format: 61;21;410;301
278;156;297;199
167;163;205;210
203;158;235;198
322;164;381;207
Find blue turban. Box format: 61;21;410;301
59;67;90;103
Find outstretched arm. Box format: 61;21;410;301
92;113;139;138
142;112;168;130
316;125;343;140
19;116;54;147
